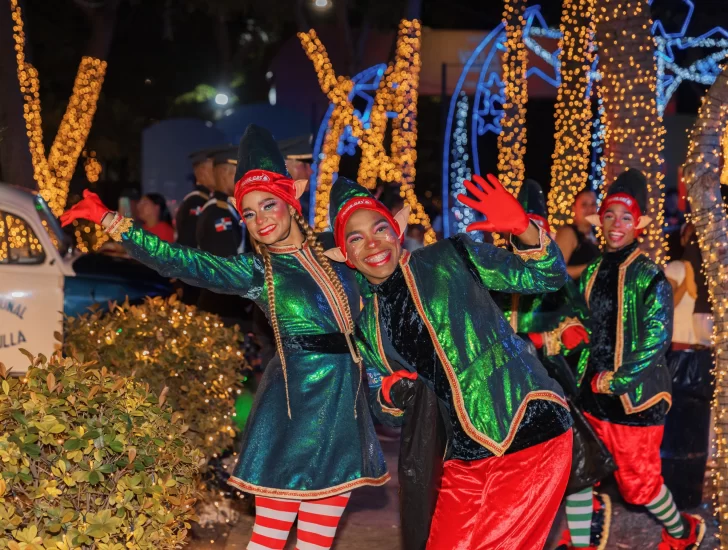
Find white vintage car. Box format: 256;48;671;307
0;183;172;373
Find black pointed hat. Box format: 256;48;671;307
608;168;648;214
517;179;547;219
234;124;288;183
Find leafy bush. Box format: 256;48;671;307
0;351;202;549
64;296;247;463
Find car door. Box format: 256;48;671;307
0;208;64;373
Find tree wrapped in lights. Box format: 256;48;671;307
548;0;597;229
497;0;528;197
64;296;247;464
682;63;728;546
299;20;435;244
595;0;666;262
10;0;107;216
449;91;477;235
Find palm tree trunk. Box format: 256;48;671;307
682;64;728;547
548;0;596;229
596;0;665;261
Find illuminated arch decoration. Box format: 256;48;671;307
300;20;435;244
439;0;728;237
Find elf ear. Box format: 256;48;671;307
636;215;653;230
294;179;308;199
324;247;347;263
394;205;411;238
585;214;602;227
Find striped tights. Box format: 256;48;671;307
247;493;350;550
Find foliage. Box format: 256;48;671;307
64;296;247;464
0;351;202;549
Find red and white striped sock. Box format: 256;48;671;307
296;492;351;550
247;496;301;550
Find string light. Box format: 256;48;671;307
497;0;528;198
548;0;597;230
299;20;435;244
448;91;478;236
83;150;102;183
596;0;666;263
10;0;107;217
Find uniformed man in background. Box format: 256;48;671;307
279;134;313;222
174;147;217;305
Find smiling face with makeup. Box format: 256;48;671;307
241;190;302;246
602;202;636;252
344;209;403;284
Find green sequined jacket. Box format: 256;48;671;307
357;227;572;457
578;247;673;415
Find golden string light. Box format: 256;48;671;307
298;20;435;244
681;67;728;544
596;0;666;263
548;0;597;229
83;150;102;183
10;0;107;217
497;0;528;197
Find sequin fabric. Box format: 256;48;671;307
578;242;673;426
121;225;388;497
357;232;572;457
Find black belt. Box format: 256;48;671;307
282;333;350;354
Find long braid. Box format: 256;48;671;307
292;211;364;416
259;245;292;419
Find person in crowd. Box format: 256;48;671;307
174;147;218;305
325;174;573;549
404;224;425;252
555;188;600;280
137;192;174;242
280;134;314;221
118;188;140;220
60;125;390;550
562;169;705;550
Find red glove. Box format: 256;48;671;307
456;174;530;235
591;372;613;395
60;190;112;227
381;370;418;406
528;333;543;349
561;325;589;350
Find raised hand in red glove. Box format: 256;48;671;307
591;372;613;395
381;370;418;407
456;174;530;235
60;190;112;227
561;325;589;350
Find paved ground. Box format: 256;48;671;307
189;432;720;550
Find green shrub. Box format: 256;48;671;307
0;351;202;549
64;296;247;463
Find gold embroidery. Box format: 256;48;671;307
227;473;391;500
106;217;133;242
377;388;404;417
584;261;601;306
511;226;551;261
373;295;395;374
509;294;520;333
399;258;567;456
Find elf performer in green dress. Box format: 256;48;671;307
324;174;574;549
492;179;613;550
60;125;390;550
559;169;705;550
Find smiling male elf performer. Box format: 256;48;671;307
324;174;574;549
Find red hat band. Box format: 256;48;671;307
334;197;403;268
234;169;302;216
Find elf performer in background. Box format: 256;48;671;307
491;179;614;550
560;169;705;550
325;174;574;549
60;124;390;550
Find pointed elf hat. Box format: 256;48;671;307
324;176;409;264
233;124;307;215
586;168;652;230
518;178;550;233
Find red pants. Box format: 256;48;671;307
585;412;664;505
426;429;572;550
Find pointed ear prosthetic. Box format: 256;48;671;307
585;214;602;227
324;247;347;263
394;205;411;238
294;179;308;199
636;215;652;230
